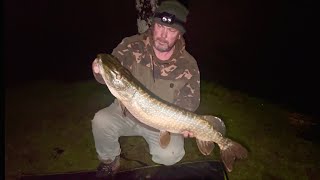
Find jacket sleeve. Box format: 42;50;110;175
174;66;201;112
111;37;136;70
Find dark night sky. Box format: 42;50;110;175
4;0;318;116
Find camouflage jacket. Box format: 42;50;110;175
93;30;200;118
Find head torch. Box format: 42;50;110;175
154;12;185;28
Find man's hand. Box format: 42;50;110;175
92;59;100;74
182;131;194;138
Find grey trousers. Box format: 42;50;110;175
91;102;185;166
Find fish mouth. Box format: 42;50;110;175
97;54;121;81
97;54;131;92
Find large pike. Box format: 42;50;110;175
96;53;248;172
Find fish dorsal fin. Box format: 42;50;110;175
159;131;171;149
202;115;226;135
196;139;215;155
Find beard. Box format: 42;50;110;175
153;38;174;52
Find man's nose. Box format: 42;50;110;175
160;28;168;38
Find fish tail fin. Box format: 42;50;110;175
220;140;248;172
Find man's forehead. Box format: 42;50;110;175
154;22;179;31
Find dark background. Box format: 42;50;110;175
4;0;318;117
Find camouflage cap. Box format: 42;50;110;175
153;0;189;34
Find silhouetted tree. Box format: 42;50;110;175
135;0;158;34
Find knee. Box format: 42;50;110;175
92;109;113;130
152;149;185;166
218;119;226;136
213;116;226;136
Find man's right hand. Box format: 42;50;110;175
92;59;100;74
92;58;106;84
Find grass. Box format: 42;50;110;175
5;79;320;180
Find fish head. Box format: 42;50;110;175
97;54;135;100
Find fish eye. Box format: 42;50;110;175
116;74;122;80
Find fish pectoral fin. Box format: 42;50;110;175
159;131;171;149
196;139;215;155
202;115;226;135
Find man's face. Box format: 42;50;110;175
152;22;180;52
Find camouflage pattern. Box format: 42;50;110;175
94;29;200;119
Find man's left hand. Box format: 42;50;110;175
182;131;194;138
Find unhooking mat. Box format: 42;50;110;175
20;160;228;180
